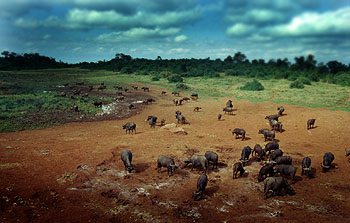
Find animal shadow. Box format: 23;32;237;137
291;176;303;184
206;185;220;197
175;168;190;177
134;163;150;173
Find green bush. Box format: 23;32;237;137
290;80;304;89
330;72;350;86
298;77;311;85
240;79;264;91
151;76;159;81
167;74;183;83
176;83;189;90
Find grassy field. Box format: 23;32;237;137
1;68;349;132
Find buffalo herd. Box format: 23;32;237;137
119;90;339;201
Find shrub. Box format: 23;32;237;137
167;74;183;83
240;79;264;91
176;83;189;90
151;76;160;81
330;72;350;86
226;69;239;76
298;77;311;85
290;80;304;89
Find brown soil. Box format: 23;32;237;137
1;85;350;223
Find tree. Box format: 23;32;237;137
327;60;347;74
233;52;247;63
224;55;233;63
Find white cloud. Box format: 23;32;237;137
43;34;51;40
268;7;350;36
169;48;190;53
244;9;285;23
174;34;188;42
96;27;180;43
226;23;255;36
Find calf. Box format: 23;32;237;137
322;152;334;172
265;114;279;121
218;114;222;121
122;122;136;134
160;119;165;126
264;142;279;155
182;97;190;101
258;129;275;141
270;149;283;161
263;176;295;199
157;156;177;177
193;107;202;112
307;119;316;130
253;144;265;160
258;164;275;182
121;150;134;173
277;106;285;116
184;155;208;173
161;91;166;95
141;87;149;92
176;114;189;125
231;128;246;141
205;151;218;170
273;156;292;165
223;107;234;115
240;146;252;165
193;174;208;201
232;162;245;179
301;157;311;176
191;93;199;100
275;164;297;181
172;91;180;97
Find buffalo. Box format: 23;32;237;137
264;142;279;155
265;114;279;121
258;164;275;182
193;173;208;201
231;128;246;141
232;162;245;179
270;149;283;161
253;144;265;160
307;119;316;130
223;107;234;115
263;176;295;199
226;100;233;108
205;151;218;170
157;156;177;177
122;122;136;134
273;156;292;165
184;155;208;173
121;150;134;173
240;146;252;165
275;164;297;181
259;129;275;141
322;152;334;172
301;157;311;176
277;106;285;116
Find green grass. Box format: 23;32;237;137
1;68;350;132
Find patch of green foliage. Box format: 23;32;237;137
290;80;304;89
298;77;312;85
240;79;265;91
167;74;183;83
176;83;189;90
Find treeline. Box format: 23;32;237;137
0;51;68;70
1;51;350;86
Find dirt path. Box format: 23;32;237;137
1;86;350;223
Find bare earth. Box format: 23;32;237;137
1;85;350;223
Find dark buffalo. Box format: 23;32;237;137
240;146;252;165
273;156;292;165
301;157;311;176
322;152;334;172
161;91;167;95
226;100;233;108
191;93;198;100
122;122;136;134
223;107;234;115
253;144;265;160
97;85;106;91
205;151;218;170
258;164;275;182
182;97;190;101
157;156;177;177
231;128;246;141
264;142;279;155
193;173;208;201
132;85;138;90
128;104;135;109
270;149;283;161
275;164;297;181
232;162;245;179
172;91;180;96
193;107;202;112
176;114;189;125
346;149;350;157
269;119;283;132
218;114;222;121
277;106;285;116
184;155;208;173
147;116;157;128
175;110;182;116
259;129;275;141
307;119;316;130
263;176;295;199
121;150;134;173
141;87;149;92
265;114;279;121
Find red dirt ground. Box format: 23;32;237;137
1;85;350;223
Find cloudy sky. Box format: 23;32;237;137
1;0;350;63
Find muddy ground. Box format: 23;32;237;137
1;85;350;223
